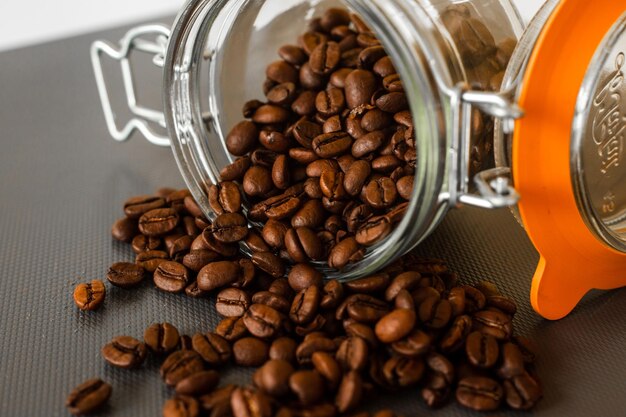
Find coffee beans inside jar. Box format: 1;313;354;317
68;6;540;416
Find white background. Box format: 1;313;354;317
0;0;546;52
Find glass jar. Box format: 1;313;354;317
92;0;626;319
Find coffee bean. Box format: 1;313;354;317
343;160;371;196
345;69;377;109
111;216;138;243
208;182;242;215
364;177;397;209
215;316;248;342
391;329;431;357
183;249;221;272
266;83;297;107
290;370;325;405
251;251;285;278
340;294;389;323
200;384;236;417
291;199;326;229
144;322;180;354
220;156;251;182
335;371;362;413
466;331;499;369
124;195;165;219
375;308;416;343
361;109;393;132
161;350;205;387
154;261;189;293
233;337;270;366
284;227;323;262
288;263;323;291
209;213;248;243
296;336;336;365
503;372;542;410
270;337;298;364
255;359;294;396
456;376;503;411
279;45;308;66
310;42;341;75
312;132;353;158
198;261;241;291
101;335;147;369
243;304;283;339
439;315;472;353
138;208;179;236
73;280;105;311
328;237;363;270
192;332;232;366
336;336;369;371
163;395;200;417
373;56;396;78
262;219;288;249
356;215;391;246
66;378;112;416
316;88;345;117
290;286;321;325
271;155;291;189
473;309;513;340
131;234;161;253
321;8;351;30
252;291;291;314
216;287;251;317
419;296;452;329
231;387;272;417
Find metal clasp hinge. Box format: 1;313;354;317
449;84;523;209
91;24;171;147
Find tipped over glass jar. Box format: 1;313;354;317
92;0;626;319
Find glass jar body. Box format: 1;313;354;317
164;0;527;279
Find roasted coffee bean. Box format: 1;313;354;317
242;100;264;118
463;285;487;313
198;261;241;291
300;31;329;55
231;387;272;417
270;337;298;364
262;219;288;249
335;371;362;413
291;199;326;229
226;122;259;157
328;237;363;270
356;215;391;246
364;177;397;209
373;56;396;78
154;261;189;293
255;359;294;396
419;296;452;329
243;304;283;339
473;309;513;340
208;182;242;215
243;166;273;197
361;109;393;132
345;69;377;109
376;92;408;113
310;42;341;75
316;88;346;117
251;251;285;278
439;315;472;353
66;378;112;416
253;104;291;124
321;8;351;30
383;356;425;387
233;337;270;367
288;263;324;291
210;213;248;243
290;370;325;405
487;295;518;316
284;227;323;262
340;294;389;323
252;291;291;314
163;395;200;417
271;155;291;189
344;273;390;293
456;376;503;411
144;322;180;354
358;46;386;69
73;280;106;311
183;249;221;272
266;83;297;107
513;336;537;364
296;336;337;365
343;160;371;196
311;351;342;390
504;372;542;410
391;329;431;357
215;317;248;342
384;271;420;302
290;286;321;325
200;384;236;417
375;308;416;343
124;195;165;219
216;287;251;317
446;286;466;317
498;342;525;379
131;234;161;254
220;156;251;182
279;45;308;65
336;336;368;371
161;350;205;387
168;235;193;261
138;208;179;236
101;335;147;369
466;331;499;369
267;60;299;84
320;169;347;200
192;332;231;366
111;216;138;243
312;132;352;158
178;335;193;350
165;189;191;213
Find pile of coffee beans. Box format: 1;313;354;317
69;182;542;415
68;6;540;416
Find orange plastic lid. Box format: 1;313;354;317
514;0;626;319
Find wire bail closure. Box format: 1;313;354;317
91;24;172;147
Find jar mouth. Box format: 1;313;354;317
164;0;458;279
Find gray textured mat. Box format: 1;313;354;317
1;18;626;417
